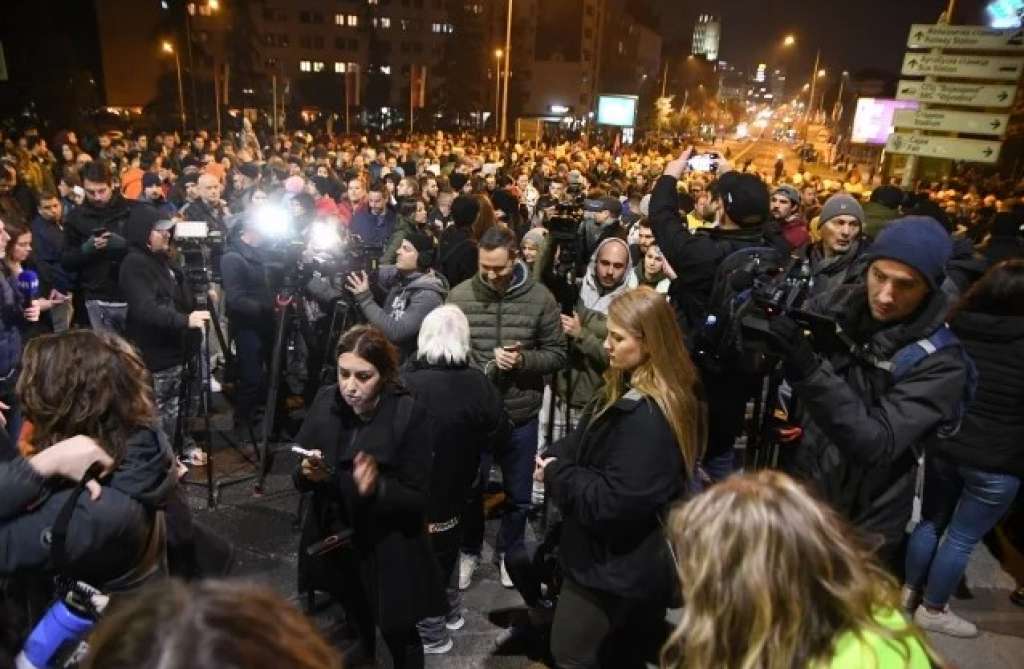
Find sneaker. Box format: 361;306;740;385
500;556;514;589
209;377;222;393
914;605;979;638
445;611;466;631
422;637;453;655
900;585;923;614
458;553;478;590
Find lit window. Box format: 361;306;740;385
299;60;312;72
335;14;344;25
368;0;378;4
347;15;358;27
313;61;325;72
381;17;391;28
432;23;441;33
335;62;346;73
380;65;392;74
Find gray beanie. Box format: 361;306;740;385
772;184;801;205
819;193;865;225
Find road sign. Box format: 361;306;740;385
896;80;1016;108
907;24;1024;51
885;133;1001;163
901;53;1024;80
892;108;1010;136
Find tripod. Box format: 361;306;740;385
175;287;262;508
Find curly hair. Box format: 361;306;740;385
16;330;157;462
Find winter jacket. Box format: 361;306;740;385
931;311;1024;478
545;390;691;602
220;236;273;331
30;215;73;294
118;218;196;373
379;215;418;265
0;270;24;378
0;428;175;591
779;214;810;250
350;208;396;250
293;385;443;630
783;284;968;554
355;267;448;361
649;174;789;333
447;263;567;424
945;236;988;296
401;359;510;524
438;225;478;288
807;239;868;298
61;193;138;301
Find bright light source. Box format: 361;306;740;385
208;0;220;10
783;35;796;47
253;205;292;239
817;69;826;78
550;105;570;114
161;41;174;53
495;49;503;58
307;220;342;253
987;0;1023;28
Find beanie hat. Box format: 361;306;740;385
772;184;801;205
819;193;865;225
717;172;770;228
521;228;547;248
451;195;480;227
865;216;952;290
142;172;162;189
405;230;436;270
869;184;903;209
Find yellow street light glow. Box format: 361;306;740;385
817;69;826;78
162;41;174;53
783;35;795;47
495;48;503;59
208;0;220;10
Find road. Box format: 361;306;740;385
697;125;843;185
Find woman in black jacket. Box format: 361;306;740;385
536;286;705;669
294;324;441;669
904;259;1024;637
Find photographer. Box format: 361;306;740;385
220;216;274;428
579;196;627;264
767;217;970;569
345;231;447;362
118;207;210;465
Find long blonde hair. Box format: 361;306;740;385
597;286;705;477
661;470;935;669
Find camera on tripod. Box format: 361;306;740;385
174;220;225;295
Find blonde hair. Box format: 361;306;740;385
661;470;935;669
598;286;705;477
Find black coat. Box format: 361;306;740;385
61;194;140;301
119;248;196;372
545;390;690;603
932;311;1024;478
438;225;477;289
293;385;443;631
649;175;789;333
220;236;273;331
401;359;510;524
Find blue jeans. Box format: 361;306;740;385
905;454;1021;608
84;299;127;336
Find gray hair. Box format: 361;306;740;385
417;305;471;365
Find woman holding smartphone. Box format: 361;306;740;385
293;324;441;669
535;286;705;668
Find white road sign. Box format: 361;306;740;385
886;133;1001;163
901;53;1024;80
907;24;1024;51
892;108;1010;136
896;80;1016;108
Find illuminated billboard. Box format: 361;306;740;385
851;98;919;145
596;95;638;127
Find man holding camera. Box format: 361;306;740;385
767;217;969;569
345;231;447;361
119;206;210;464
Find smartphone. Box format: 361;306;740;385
687;153;721;174
502;342;521;353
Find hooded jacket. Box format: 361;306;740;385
447;262;567;424
0;428;175;591
118;207;196;372
354;266;448;360
220;233;274;330
61;192;138;301
782;284;968;557
557;238;636;409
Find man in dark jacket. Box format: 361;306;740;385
31;192;74;332
806;193;868;297
767;217;968;569
447;226;566;587
350;184;396;252
221;217;274;426
119;207;210;460
180;173;228;235
61;160;138;333
438;195;480;288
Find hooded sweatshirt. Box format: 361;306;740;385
355;265;449;361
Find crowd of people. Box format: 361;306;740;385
1;119;1023;669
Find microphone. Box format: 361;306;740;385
17;270;40;309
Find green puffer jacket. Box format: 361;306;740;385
447;262;567;424
554;305;609;409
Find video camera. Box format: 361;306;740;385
542;202;585;313
174;220;225;297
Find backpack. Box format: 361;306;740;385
878;324;979;439
692;245;788;375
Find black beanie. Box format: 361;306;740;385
406;230;436;270
451;195;480;227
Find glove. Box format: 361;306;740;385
765;315;819;381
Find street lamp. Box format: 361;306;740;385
817;69;826;78
162;41;187;133
783;34;796;47
500;0;513;141
494;49;503;133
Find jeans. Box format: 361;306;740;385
417;521;463;646
462;418;539;557
84;299;127;335
905;454;1021;608
233;326;269;424
152;365;184;451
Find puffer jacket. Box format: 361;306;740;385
931;311;1024;478
447;262;567;424
783;284;968;555
355;267;448;361
0;428;175;591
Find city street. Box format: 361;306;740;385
185;448;1024;668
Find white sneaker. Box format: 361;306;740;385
209;377;222;393
458;553;478;591
914;605;979;638
422;637;453;654
500;557;514;589
445;611;465;631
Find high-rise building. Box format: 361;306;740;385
691;14;720;62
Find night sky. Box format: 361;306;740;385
652;0;996;76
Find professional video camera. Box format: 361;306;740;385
174;220;225;288
542;202;585;313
